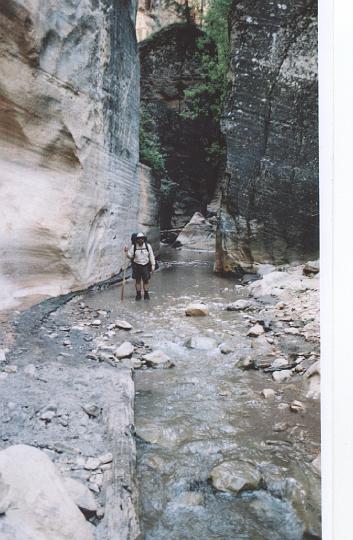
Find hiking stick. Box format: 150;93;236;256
120;266;126;302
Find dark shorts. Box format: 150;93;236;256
132;262;151;282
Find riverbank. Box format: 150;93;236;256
0;249;320;539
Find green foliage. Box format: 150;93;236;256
139;104;166;175
181;0;232;121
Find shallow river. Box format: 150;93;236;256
88;247;320;540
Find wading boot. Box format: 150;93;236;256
144;291;150;300
135;291;142;301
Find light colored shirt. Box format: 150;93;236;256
127;242;155;270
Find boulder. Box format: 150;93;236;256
114;342;134;359
272;370;293;383
62;477;97;518
0;444;93;540
270;357;289;370
185;303;209;316
247;324;264;337
210;461;262;494
175;212;215;251
185;336;218;350
303;260;320;275
143;350;174;369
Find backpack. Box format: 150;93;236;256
130;233;159;270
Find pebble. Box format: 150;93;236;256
91;320;102;327
40;410;56;421
290;400;306;413
0;350;6;363
262;389;276;399
270;357;288;369
284;327;300;335
63;339;71;346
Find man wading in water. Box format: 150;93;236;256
124;233;155;300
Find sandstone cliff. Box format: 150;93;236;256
215;0;319;274
0;0;140;311
140;23;221;231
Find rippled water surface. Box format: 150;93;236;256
87;248;321;540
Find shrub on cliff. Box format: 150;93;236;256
139;104;166;175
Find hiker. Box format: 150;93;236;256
124;232;155;300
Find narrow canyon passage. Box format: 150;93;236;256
85;248;320;539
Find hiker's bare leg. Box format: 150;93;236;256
135;279;142;292
143;280;149;292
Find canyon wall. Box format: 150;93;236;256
140;23;220;231
0;0;140;311
215;0;319;274
138;163;160;252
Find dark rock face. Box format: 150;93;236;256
140;23;221;230
215;0;318;274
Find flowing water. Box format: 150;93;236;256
86;247;320;540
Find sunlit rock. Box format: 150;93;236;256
0;444;93;539
210;461;262;494
185;303;209;317
0;0;140;311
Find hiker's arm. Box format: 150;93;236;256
125;246;133;260
148;244;156;270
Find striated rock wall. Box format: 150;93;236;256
140;23;220;230
216;0;319;274
0;0;140;311
137;163;160;253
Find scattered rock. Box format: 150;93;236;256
284;327;300;335
143;350;174;369
98;452;113;465
24;364;36;376
4;365;17;374
273;422;288;432
84;458;100;471
219;343;235;354
226;299;253;311
40;410;56;422
185;336;218;350
311;453;321;474
304;360;320;378
62;476;98;518
262;389;276;399
0;349;6;363
272;370;292;382
91;319;102;327
113;320;133;330
290;400;306;413
246;324;264;337
210;461;262;494
173;491;204;507
82;404;101;418
0;373;8;381
303;260;320;276
270;357;289;370
185;303;209;316
0;444;93;539
114;341;134;359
